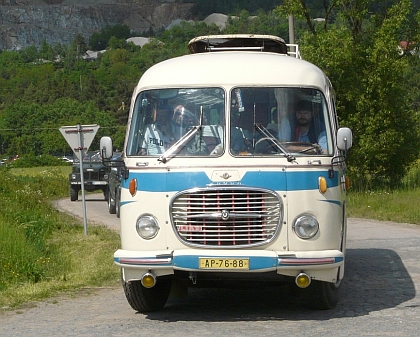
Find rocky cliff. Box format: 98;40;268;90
0;0;194;50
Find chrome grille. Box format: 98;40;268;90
170;187;282;248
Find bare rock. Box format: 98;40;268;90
0;0;194;50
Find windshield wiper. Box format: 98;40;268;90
158;107;204;164
254;124;296;163
158;126;201;163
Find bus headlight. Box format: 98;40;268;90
136;214;159;239
293;214;319;239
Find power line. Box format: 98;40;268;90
0;125;126;132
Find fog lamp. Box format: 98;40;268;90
295;273;311;288
141;272;156;288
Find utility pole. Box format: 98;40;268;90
289;14;295;44
288;14;296;56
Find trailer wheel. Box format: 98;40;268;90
304;280;340;310
122;277;172;313
70;186;78;201
108;189;116;214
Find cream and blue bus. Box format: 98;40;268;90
101;34;353;312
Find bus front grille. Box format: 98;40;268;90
170;187;283;248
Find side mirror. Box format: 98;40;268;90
100;136;113;159
337;127;353;151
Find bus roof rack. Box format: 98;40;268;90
286;44;301;59
188;34;289;55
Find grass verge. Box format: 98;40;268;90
0;214;120;311
0;166;120;312
347;188;420;225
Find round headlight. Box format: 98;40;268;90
293;215;319;239
136;214;159;239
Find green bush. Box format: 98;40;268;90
401;159;420;189
348;158;420;191
9;154;70;168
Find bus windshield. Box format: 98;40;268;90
125;87;333;157
126;88;225;157
230;87;333;156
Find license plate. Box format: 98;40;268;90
199;258;249;270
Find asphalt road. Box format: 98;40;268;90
1;194;419;337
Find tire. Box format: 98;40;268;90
122;277;172;313
70;186;78;201
108;189;116;214
303;280;340;310
115;188;121;218
103;187;109;201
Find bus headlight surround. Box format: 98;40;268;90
136;214;160;239
293;214;319;239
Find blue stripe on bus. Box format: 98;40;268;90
242;171;339;190
320;199;342;207
122;170;339;192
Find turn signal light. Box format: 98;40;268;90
129;178;137;196
318;176;327;194
345;176;350;190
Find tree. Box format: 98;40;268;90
275;0;420;187
39;40;55;61
0;99;116;156
108;36;129;50
19;45;39;63
224;9;288;37
89;25;131;51
73;34;88;55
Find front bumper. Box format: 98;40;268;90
114;249;344;283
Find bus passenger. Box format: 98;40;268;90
139;105;174;155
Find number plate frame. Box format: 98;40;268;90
199;258;249;270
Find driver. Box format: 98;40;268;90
294;100;327;151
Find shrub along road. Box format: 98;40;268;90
1;194;420;336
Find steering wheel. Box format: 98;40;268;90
254;137;281;154
282;141;322;154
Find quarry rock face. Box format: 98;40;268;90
0;0;194;50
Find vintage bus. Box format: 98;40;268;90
101;34;353;312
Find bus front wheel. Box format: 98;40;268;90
122;277;172;313
303;280;340;310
